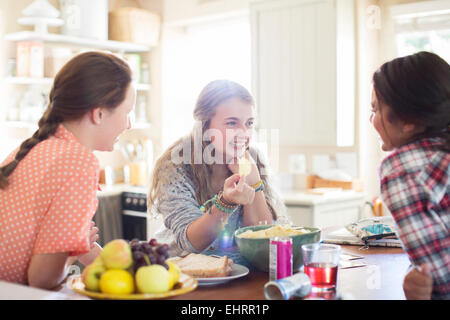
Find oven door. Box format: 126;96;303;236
122;210;147;241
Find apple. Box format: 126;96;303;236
91;256;104;266
100;239;132;270
81;263;106;292
135;264;170;294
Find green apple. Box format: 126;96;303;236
81;263;106;292
100;239;132;270
91;256;104;266
135;265;171;294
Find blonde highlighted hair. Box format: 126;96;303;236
148;80;283;219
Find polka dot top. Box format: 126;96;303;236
0;124;100;284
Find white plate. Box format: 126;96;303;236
196;264;250;286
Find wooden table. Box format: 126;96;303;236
52;243;410;300
167;245;410;300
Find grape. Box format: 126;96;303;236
133;251;144;261
155;246;165;255
144;247;153;255
156;256;166;265
142;243;151;252
131;239;171;270
149;255;157;265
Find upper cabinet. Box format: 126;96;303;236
251;0;355;147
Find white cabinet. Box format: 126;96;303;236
251;0;355;147
283;191;365;228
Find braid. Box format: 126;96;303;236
0;107;61;189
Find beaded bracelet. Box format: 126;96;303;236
251;179;263;189
252;179;264;192
199;192;239;214
216;191;239;211
254;181;264;192
214;196;239;214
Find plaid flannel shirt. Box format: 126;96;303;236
379;137;450;300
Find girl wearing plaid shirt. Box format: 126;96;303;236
371;52;449;300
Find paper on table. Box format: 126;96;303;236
323;227;403;248
339;252;365;269
340;253;364;261
339;260;367;269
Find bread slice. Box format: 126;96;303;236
171;253;233;278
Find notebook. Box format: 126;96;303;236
322;227;403;248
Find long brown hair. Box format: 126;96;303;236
148;80;281;220
0;51;132;189
373;51;450;152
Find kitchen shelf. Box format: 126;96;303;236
5;77;152;91
5;31;151;53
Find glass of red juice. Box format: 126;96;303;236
302;243;341;292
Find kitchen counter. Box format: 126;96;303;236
97;183;148;198
282;189;365;206
282;190;366;228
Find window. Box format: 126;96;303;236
391;0;450;61
396;29;450;63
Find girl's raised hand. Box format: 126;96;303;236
222;173;255;206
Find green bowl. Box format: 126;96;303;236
234;225;321;272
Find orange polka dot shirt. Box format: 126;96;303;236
0;124;100;284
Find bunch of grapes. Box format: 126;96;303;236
129;238;170;273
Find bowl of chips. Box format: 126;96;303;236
235;224;321;272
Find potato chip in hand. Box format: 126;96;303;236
238;157;252;177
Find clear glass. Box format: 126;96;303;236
302;243;341;292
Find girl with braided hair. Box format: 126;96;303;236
0;51;135;289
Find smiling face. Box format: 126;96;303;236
95;83;136;151
208;97;255;162
370;86;420;152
